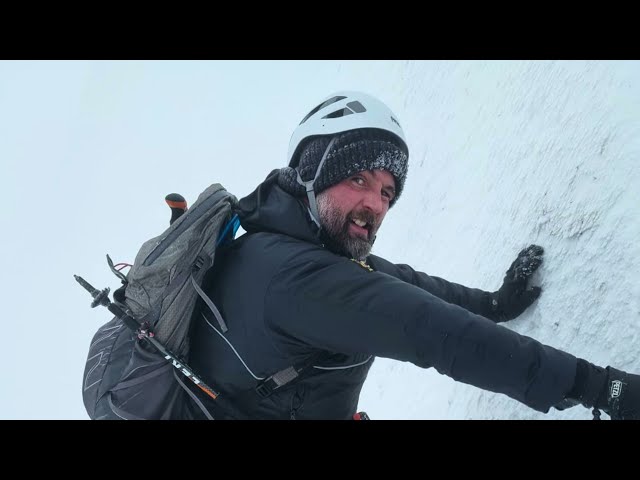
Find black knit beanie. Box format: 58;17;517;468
278;128;409;206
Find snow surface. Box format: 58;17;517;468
357;60;640;419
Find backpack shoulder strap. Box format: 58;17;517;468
254;350;333;399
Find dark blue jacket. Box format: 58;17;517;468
186;170;577;419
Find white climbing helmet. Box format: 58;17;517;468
287;91;408;167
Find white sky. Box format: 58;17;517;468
1;60;638;419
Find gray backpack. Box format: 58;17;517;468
81;184;239;420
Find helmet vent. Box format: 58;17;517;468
299;96;346;125
323;107;354;119
347;101;366;113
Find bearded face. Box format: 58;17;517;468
316;189;381;261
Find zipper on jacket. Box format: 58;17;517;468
289;384;305;420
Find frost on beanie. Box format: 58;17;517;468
278;128;409;206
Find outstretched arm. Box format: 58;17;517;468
265;246;575;414
368;244;544;323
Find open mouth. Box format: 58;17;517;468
349;218;372;238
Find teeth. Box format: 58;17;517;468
353;219;367;227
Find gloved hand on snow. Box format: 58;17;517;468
491;245;544;322
556;360;640;420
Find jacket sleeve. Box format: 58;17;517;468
368;254;501;321
264;249;576;414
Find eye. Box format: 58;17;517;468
382;189;395;202
351;176;365;186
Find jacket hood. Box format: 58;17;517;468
237;169;321;245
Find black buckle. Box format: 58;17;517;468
193;255;206;272
255;378;277;399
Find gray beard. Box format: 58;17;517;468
316;191;374;261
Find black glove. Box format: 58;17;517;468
491;244;544;322
559;359;640;420
600;367;640;420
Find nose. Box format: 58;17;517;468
361;189;385;216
